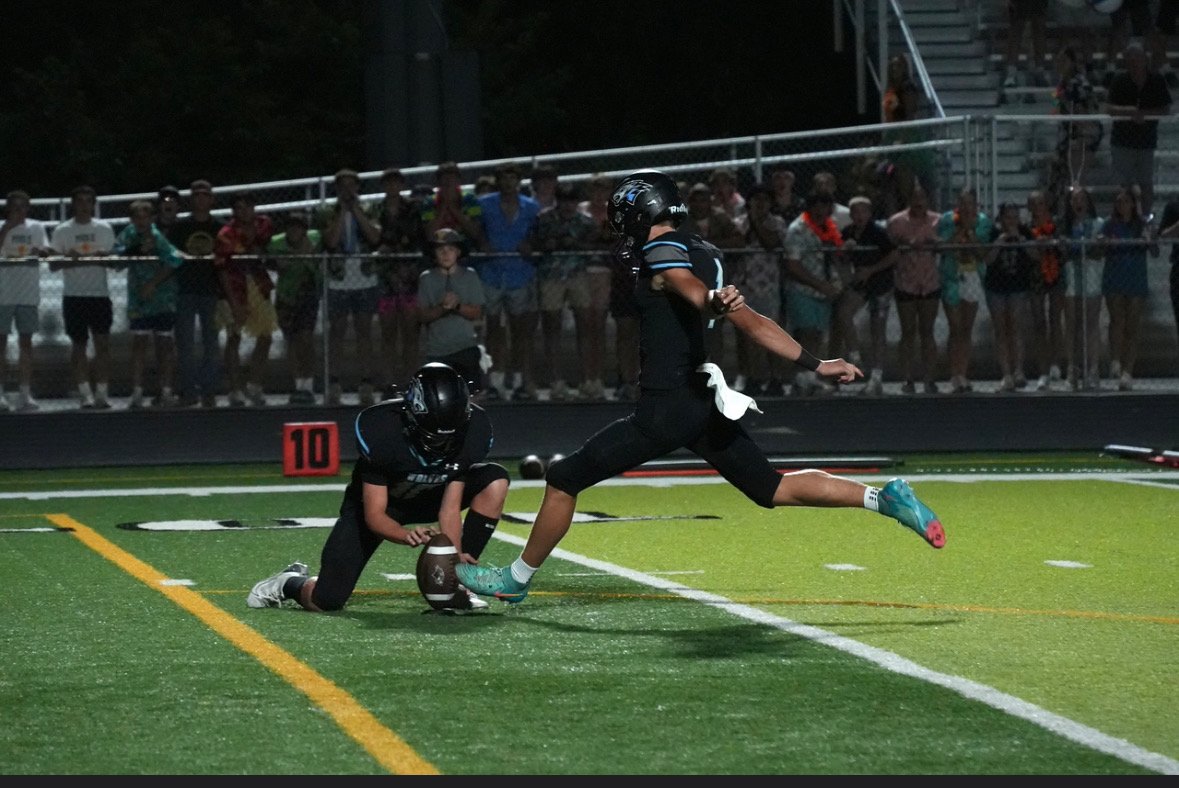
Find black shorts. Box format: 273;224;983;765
63;296;113;342
1112;0;1154;35
545;376;782;508
427;345;485;395
310;462;509;611
851;271;894;301
893;288;940;303
276;295;320;335
1158;0;1179;35
1007;0;1048;23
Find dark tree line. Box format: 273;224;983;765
0;0;859;197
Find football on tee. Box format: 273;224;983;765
415;532;459;610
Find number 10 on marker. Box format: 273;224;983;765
282;422;340;477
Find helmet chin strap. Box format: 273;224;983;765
612;236;637;269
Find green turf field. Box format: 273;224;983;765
1;454;1176;774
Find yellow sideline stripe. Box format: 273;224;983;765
45;513;440;776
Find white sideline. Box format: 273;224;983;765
4;469;1179;500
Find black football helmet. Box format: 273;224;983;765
607;169;686;263
403;363;472;462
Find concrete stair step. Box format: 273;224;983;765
910;26;977;45
922;57;990;76
900;0;968;13
938;73;1001;90
903;9;974;27
938;89;1001;108
916;40;988;59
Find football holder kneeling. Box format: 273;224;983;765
282;422;340;477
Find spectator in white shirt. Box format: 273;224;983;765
49;185;118;409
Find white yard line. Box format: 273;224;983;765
3;470;1178;500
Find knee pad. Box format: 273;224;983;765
544;452;587;496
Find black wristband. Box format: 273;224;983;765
795;348;821;371
708;290;725;315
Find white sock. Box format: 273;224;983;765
78;382;93;399
132;385;143;398
510;557;538;585
96;382;108;399
300;377;313;391
162;385;173;396
20;384;32;397
863;487;880;513
489;370;505;390
870;368;883;381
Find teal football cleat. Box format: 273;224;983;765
455;563;531;603
879;478;945;548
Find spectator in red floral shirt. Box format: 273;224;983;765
215;191;277;406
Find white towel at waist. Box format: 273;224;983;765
696;362;763;420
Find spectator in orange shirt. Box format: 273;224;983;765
1026;189;1066;390
215;191;277;406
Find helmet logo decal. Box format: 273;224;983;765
407;378;428;415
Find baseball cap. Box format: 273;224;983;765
158;185;181;201
190;179;213;194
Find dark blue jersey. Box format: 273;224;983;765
344;398;493;506
635;230;726;390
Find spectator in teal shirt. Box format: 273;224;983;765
114;199;184;408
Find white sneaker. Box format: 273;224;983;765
999;375;1015;392
245;383;266;407
80;394;96;409
1036;375;1050;391
0;394;8;412
578;379;606;401
16;393;39;412
153;392;178;409
1049;364;1062;382
93;396;112;410
228;389;247;407
549;379;570;401
129;392;145;410
1110;360;1122;380
246;562;309;608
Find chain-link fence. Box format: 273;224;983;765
3;114;1177;409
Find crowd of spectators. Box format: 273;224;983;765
3;82;1179;409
